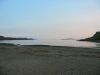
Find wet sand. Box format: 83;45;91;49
0;44;100;75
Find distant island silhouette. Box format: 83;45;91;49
61;38;75;40
0;35;34;40
79;31;100;42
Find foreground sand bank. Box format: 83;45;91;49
0;44;100;75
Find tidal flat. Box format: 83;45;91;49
0;44;100;75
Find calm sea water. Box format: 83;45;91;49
0;39;100;48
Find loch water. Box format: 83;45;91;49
0;39;100;48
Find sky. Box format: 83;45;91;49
0;0;100;39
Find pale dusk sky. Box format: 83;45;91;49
0;0;100;39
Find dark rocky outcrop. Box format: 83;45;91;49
0;36;34;40
79;31;100;42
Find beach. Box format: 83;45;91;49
0;44;100;75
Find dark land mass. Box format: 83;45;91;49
0;36;34;40
79;31;100;42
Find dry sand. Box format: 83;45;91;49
0;45;100;75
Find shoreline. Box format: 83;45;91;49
0;44;100;75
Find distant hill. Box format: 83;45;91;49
61;38;75;40
79;31;100;42
0;36;34;40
